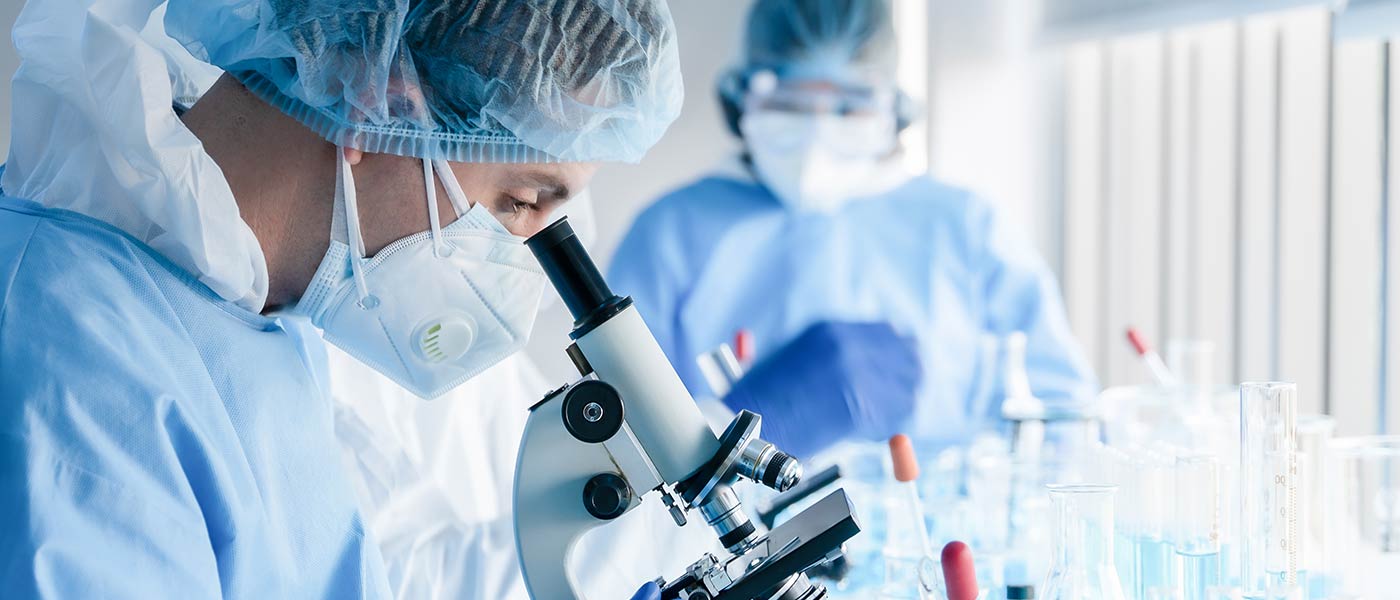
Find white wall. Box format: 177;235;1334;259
1057;6;1400;435
927;0;1064;265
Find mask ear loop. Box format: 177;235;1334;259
338;148;377;309
433;159;471;217
423;159;448;258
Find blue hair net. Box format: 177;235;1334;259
717;0;910;135
166;0;683;163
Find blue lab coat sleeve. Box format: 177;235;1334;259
972;202;1099;419
0;222;221;598
0;199;389;598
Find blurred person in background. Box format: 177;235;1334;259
608;0;1098;459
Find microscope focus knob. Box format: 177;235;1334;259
562;380;625;443
583;473;633;520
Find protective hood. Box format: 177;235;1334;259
2;0;268;311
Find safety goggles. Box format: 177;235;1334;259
743;71;897;118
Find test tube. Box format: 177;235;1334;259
1174;455;1222;600
1295;415;1335;597
1135;450;1175;599
1166;340;1216;389
1327;436;1400;599
1238;382;1299;600
1167;341;1217;421
695;343;743;397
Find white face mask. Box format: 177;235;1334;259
295;152;546;399
740;109;897;212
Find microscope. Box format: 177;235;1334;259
513;218;861;600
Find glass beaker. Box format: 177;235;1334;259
1238;382;1300;600
1173;455;1222;600
1040;484;1126;600
1325;436;1400;600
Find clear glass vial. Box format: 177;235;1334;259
1173;455;1222;600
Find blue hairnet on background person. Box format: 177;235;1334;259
608;0;1098;459
0;0;680;597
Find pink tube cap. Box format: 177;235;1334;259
889;434;919;483
1125;327;1150;356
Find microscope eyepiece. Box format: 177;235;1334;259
526;217;632;338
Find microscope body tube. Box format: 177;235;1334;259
526;217;720;484
574;305;720;483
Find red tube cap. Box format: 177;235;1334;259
941;541;979;600
1125;327;1150;356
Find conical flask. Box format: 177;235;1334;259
1040;484;1126;600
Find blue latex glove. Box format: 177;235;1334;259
631;582;661;600
723;322;921;458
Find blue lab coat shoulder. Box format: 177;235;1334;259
0;196;390;597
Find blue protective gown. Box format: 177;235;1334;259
0;196;391;598
608;173;1098;444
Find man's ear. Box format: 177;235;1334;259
343;147;364;165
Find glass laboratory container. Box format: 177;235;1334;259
1295;414;1336;598
1174;455;1222;600
1238;382;1300;600
1001;332;1046;463
1166;340;1216;390
1325;436;1400;600
1098;384;1236;455
882;435;943;600
1166;341;1228;448
1133;450;1177;600
1039;484;1126;600
1101;448;1139;598
824;441;890;595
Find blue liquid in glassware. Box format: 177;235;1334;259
1177;550;1220;600
1135;536;1177;598
1115;531;1138;596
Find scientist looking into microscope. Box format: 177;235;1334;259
0;0;685;597
610;0;1099;459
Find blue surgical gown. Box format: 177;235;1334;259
608;174;1098;443
0;196;391;598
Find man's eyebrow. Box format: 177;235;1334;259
508;170;571;201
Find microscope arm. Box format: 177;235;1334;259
514;377;666;599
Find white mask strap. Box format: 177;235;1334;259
423;159;447;258
433;159;472;216
337;148;373;305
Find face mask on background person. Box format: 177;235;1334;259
295;153;546;399
740;108;897;212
